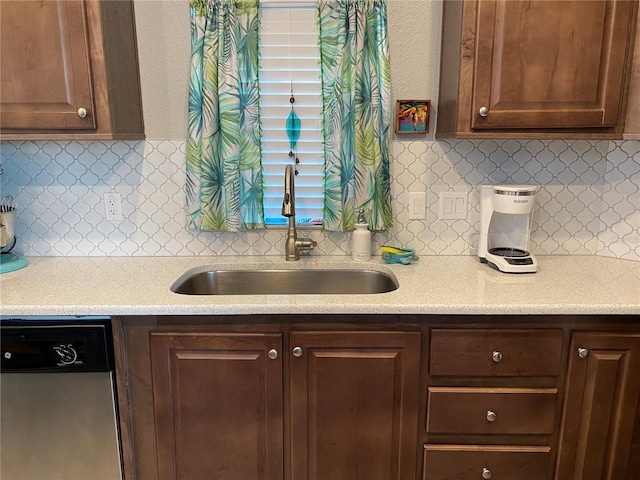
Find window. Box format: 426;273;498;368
259;1;324;226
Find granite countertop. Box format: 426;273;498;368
0;255;639;317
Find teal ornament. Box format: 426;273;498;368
286;109;301;152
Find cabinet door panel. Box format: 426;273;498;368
471;0;634;129
150;332;283;480
624;6;640;138
423;445;551;480
290;331;421;480
0;0;95;130
430;328;563;377
426;387;557;435
556;333;640;480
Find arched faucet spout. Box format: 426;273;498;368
281;165;317;260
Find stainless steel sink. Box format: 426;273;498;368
171;267;399;295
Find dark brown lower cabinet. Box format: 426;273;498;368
423;445;551;480
555;332;640;480
149;332;284;480
147;328;421;480
426;387;557;435
115;317;640;480
289;331;421;480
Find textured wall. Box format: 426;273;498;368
133;0;190;140
134;0;444;140
388;0;443;138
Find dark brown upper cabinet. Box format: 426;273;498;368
0;0;144;140
624;10;640;139
436;0;638;139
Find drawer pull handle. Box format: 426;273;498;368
77;107;88;118
479;106;489;117
492;351;503;363
486;410;497;422
578;347;589;359
292;346;303;357
482;468;492;479
268;349;278;360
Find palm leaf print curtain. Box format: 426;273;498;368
318;0;392;232
187;0;264;231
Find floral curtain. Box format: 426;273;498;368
317;0;392;232
187;0;264;231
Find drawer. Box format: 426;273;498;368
430;329;563;377
423;445;551;480
426;387;557;435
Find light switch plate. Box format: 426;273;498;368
438;192;467;220
408;192;427;220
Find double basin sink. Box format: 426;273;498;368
171;266;399;295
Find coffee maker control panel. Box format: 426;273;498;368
505;257;534;266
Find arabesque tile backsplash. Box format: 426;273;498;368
1;139;638;261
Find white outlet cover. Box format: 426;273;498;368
104;193;123;221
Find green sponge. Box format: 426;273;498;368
381;246;419;265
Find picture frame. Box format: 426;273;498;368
395;100;431;134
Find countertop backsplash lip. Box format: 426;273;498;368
0;138;638;262
0;255;639;317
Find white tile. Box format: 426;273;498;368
1;138;637;260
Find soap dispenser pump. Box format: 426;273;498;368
352;209;371;262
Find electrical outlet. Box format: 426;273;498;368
104;193;123;221
438;192;467;220
408;192;427;220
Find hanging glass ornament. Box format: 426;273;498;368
286;102;300;153
286;110;300;153
286;88;301;175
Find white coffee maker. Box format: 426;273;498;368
478;185;539;273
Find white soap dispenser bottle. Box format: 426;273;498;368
352;209;371;261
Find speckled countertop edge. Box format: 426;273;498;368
1;255;639;317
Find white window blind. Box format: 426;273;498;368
259;4;324;226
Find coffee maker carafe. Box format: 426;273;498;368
478;185;539;273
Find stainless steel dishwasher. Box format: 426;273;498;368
0;317;123;480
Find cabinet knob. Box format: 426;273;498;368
492;351;503;363
482;468;492;479
486;410;497;422
478;106;489;117
578;347;589;359
77;107;88;118
292;346;303;358
268;349;278;360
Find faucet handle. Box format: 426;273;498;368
298;238;317;250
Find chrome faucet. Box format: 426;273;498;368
282;165;317;260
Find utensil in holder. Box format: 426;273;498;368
0;209;16;250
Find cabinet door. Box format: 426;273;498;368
471;0;635;130
0;0;96;130
150;332;284;480
555;332;640;480
624;10;640;139
290;330;421;480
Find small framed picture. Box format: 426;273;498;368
395;100;431;134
